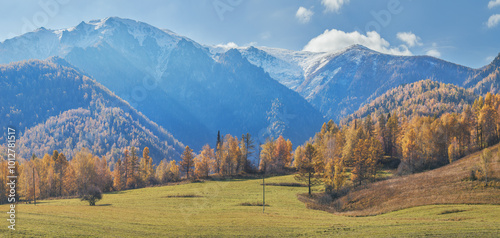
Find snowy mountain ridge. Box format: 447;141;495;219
208;44;385;95
1;17;494;123
0;17;200;81
209;43;481;120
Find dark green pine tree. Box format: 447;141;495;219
242;133;255;173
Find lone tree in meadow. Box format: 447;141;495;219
80;186;102;206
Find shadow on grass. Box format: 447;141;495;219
23;201;50;205
96;204;112;206
261;182;307;187
438;209;466;215
107;191;127;195
239;202;270;207
207;173;295;182
163;194;203;198
207;177;260;182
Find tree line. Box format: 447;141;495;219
1;93;499;202
0;132;261;204
0;148;114;204
0;147;180;205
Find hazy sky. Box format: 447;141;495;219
0;0;499;68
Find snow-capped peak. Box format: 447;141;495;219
0;17;210;80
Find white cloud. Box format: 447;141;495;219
303;29;412;56
488;0;500;9
487;14;500;28
260;31;272;40
322;0;350;13
426;49;441;58
246;42;258;47
216;42;238;49
485;55;496;63
396;32;423;47
296;7;314;23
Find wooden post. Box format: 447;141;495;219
263;171;265;213
259;142;265;213
33;167;36;206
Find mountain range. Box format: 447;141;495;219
223;45;487;120
1;17;499;161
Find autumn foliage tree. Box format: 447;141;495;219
259;136;292;174
332;159;346;192
180;146;194;179
275;135;293;171
194;145;215;179
259;138;275;174
401;128;419;174
126;147;139;189
221;135;241;176
351;138;381;185
72;149;97;198
295;143;322;196
448;137;460;164
139;147;155;185
155;159;180;183
18;160;40;202
113;159;125;191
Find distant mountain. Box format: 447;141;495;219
0;17;325;149
345;80;477;121
229;45;478;121
465;53;500;95
230;46;319;91
1;59;183;163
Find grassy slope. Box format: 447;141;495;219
318;144;500;216
0;174;499;237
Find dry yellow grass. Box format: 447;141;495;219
308;144;500;216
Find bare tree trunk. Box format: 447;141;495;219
308;172;311;196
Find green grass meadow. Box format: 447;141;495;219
1;175;499;237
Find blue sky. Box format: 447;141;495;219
0;0;498;68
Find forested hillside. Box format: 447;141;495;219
0;59;183;162
467;54;500;95
345;80;477;122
